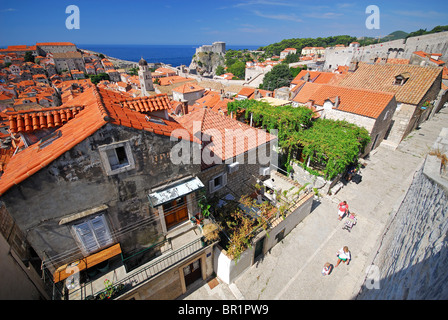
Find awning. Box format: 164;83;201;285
53;243;122;283
148;177;204;207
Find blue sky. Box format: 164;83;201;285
1;0;447;46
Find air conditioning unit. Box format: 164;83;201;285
227;162;239;174
260;167;270;176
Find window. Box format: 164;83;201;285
99;141;135;175
209;172;227;193
106;146;129;170
393;72;410;86
73;215;113;255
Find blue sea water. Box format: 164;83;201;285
78;44;262;67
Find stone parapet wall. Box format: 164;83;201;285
357;128;448;299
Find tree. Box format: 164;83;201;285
128;67;138;76
89;73;110;84
215;65;225;76
282;53;300;64
260;64;293;91
290;65;307;79
227;60;245;79
24;51;35;63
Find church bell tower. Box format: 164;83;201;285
138;57;154;96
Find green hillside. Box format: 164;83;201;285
384;30;408;40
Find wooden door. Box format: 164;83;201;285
163;197;188;229
183;259;202;288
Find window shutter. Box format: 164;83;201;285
209;179;215;193
74;221;98;254
222;173;227;187
106;148;119;168
91;216;113;248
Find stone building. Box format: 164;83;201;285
292;82;397;154
177;108;277;201
323;31;448;71
338;62;444;148
409;51;446;67
36;42;77;56
0;86;215;300
195;41;226;55
52;51;85;73
172;82;205;105
138;57;154;96
0;45;38;57
280;48;297;59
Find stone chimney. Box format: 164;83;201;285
181;99;188;115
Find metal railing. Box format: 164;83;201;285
89;237;206;300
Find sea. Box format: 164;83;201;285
78;44;262;67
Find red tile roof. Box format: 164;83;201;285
0;86;192;196
189;91;231;114
5;106;85;133
177;108;276;166
119;94;172;113
338;62;442;105
293;82;395;119
237;87;274;99
291;70;345;85
172;82;204;94
36;42;76;47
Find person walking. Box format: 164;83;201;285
338;201;349;220
335;246;351;267
321;262;333;276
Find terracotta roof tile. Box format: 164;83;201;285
0;86;192;196
36;42;76;47
6;106;84;133
293;82;395;119
172;82;204;94
338;62;442;105
291;70;343;85
177;108;276;167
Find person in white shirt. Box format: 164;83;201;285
335;246;351;267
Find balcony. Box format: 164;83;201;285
64;222;208;300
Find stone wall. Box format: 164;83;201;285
324;31;448;71
198;142;276;202
1;124;201;271
357;129;448;299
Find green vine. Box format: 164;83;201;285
227;100;369;180
286;119;370;180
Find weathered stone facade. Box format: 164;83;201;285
0;123;201;272
198;142;275;202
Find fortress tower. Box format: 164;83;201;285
138;57;154;96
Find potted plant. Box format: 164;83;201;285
202;222;220;243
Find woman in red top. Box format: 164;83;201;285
338;201;348;220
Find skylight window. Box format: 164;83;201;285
393;72;410;86
145;115;166;126
38;130;62;149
